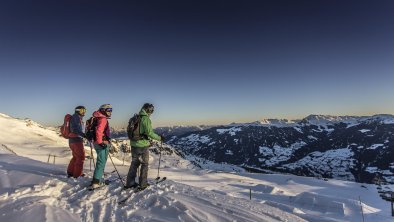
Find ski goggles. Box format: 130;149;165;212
105;108;113;112
75;108;86;113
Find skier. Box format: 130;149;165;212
125;103;164;190
90;104;113;189
67;106;87;178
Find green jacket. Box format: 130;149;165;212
130;109;161;148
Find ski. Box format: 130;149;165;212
155;177;166;184
104;176;126;184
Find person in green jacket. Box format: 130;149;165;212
125;103;164;190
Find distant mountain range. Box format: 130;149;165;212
110;125;215;139
168;114;394;185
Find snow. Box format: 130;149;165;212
366;114;394;124
283;148;356;180
185;134;211;144
301;115;358;126
293;127;303;133
228;114;394;130
208;142;216;146
0;153;306;222
258;142;306;166
307;135;318;140
0;113;393;222
225;150;234;155
216;127;241;136
367;144;384;150
366;167;379;173
175;134;212;151
257;119;297;127
359;129;371;133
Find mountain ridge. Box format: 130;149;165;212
168;114;394;185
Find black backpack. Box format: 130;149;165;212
127;114;143;141
85;117;97;141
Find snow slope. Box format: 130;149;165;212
0;113;71;163
0;113;393;222
0;154;305;222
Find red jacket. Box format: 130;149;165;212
93;111;110;144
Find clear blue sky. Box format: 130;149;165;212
1;0;393;128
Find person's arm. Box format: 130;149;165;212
142;116;161;141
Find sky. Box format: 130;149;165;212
0;0;394;128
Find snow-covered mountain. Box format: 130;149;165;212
169;114;394;185
1;112;393;222
110;125;215;139
0;113;69;162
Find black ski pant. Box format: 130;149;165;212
126;147;149;187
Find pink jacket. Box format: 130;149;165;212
92;111;110;144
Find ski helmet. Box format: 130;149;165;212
142;103;154;114
99;104;112;117
75;106;86;116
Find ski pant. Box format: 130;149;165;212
126;147;149;187
67;141;85;178
92;143;110;181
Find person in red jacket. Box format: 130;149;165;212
67;106;86;178
90;104;112;189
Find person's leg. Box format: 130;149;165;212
103;143;109;166
72;141;86;178
126;147;141;187
139;147;150;187
67;143;76;176
92;144;108;183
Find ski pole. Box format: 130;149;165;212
89;142;92;171
157;141;162;179
108;142;125;187
89;141;96;169
108;154;125;187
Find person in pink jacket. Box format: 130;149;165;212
90;104;112;189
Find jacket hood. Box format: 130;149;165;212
139;109;148;116
93;110;107;118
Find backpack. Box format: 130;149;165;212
127;114;142;140
60;114;72;139
85;117;97;141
